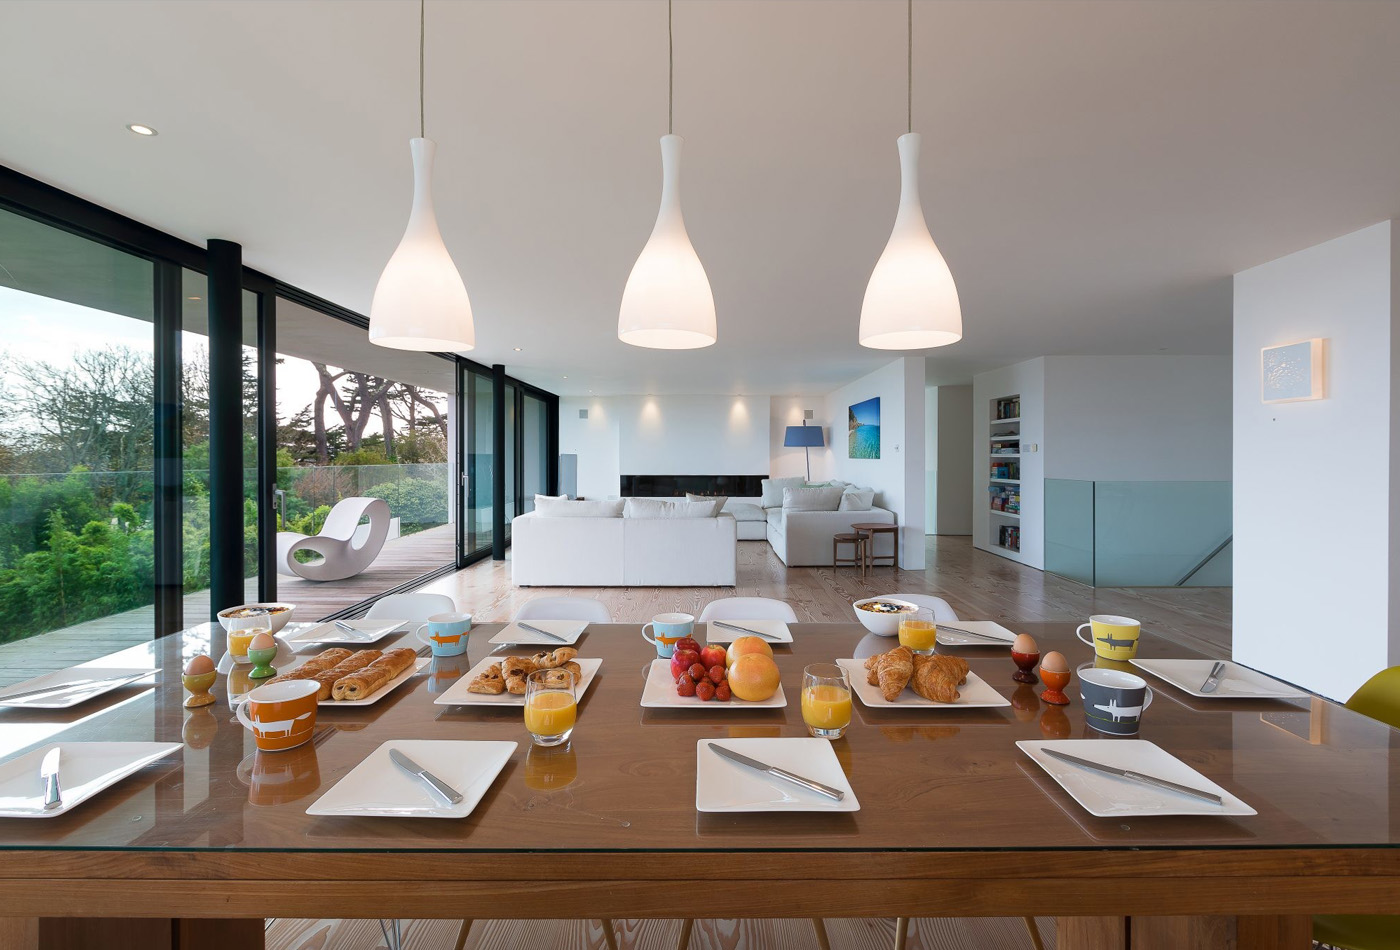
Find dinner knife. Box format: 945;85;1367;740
1199;661;1226;694
332;620;374;640
0;671;153;703
1042;748;1223;805
936;624;1009;644
708;744;845;801
712;620;781;641
40;747;62;810
389;749;464;805
517;621;568;643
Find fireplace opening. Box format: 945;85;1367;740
620;475;766;498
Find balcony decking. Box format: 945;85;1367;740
0;524;457;686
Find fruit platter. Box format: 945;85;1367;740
641;636;787;709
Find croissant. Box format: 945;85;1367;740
910;655;961;704
918;653;969;685
876;647;914;701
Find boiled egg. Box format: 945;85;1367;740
184;654;215;676
1011;633;1038;655
1041;650;1070;673
249;632;276;652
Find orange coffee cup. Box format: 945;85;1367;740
235;679;319;752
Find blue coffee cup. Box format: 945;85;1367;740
416;612;471;657
642;612;695;658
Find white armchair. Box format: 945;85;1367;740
276;497;391;582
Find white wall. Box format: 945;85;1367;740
771;396;831;481
1043;356;1232;481
823;357;926;569
559;396;622;500
972;358;1046;569
925;387;937;533
935;384;973;535
1233;220;1398;701
619;395;771;475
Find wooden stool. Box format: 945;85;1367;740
851;522;898;571
832;532;867;575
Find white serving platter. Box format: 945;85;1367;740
935;621;1018;647
1129;658;1306;700
0;742;181;818
0;668;157;710
640;659;786;709
307;740;516;819
434;656;602;707
702;619;793;644
835;659;1010;709
696;738;858;813
282;620;406;647
1017;739;1256;818
487;620;588;646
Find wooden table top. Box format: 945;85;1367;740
0;620;1395;857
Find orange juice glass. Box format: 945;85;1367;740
898;619;939;655
524;669;577;747
801;663;852;739
227;607;271;661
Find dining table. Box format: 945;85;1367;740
1;618;1398;950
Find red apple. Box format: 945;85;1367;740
670;649;701;681
699;643;727;669
675;636;701;656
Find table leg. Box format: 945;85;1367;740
1057;917;1126;950
1134;915;1311;950
36;918;264;950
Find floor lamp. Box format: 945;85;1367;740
784;422;825;482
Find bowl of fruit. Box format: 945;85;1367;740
665;636;783;705
852;596;919;636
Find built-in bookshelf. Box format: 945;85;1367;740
988;395;1022;554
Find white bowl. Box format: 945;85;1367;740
218;603;295;634
851;597;919;636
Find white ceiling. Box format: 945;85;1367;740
2;0;1399;396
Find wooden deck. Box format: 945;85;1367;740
0;524;457;686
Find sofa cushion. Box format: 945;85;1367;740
765;507;786;531
623;498;716;519
760;475;805;508
725;501;766;522
839;487;876;511
534;497;624;518
686;492;728;517
783;485;844;511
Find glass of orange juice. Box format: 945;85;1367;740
898;609;938;655
524;669;577;747
801;663;852;740
227;607;271;661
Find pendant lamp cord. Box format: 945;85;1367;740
419;0;426;138
907;0;912;134
668;0;674;135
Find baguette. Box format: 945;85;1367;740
332;648;417;701
312;650;382;700
264;648;352;686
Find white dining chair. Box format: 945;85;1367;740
697;597;798;623
513;597;613;624
364;592;458;622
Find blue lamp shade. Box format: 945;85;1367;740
784;425;825;448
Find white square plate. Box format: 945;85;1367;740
0;668;157;709
487;620;587;646
703;620;793;644
306;740;516;818
1017;739;1256;818
434;656;602;707
696;738;858;813
320;656;430;707
283;620;406;647
0;742;181;818
836;659;1010;709
640;659;787;709
935;621;1018;647
1129;658;1306;699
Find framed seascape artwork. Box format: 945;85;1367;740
1261;338;1324;404
848;397;881;459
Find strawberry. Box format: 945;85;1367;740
676;677;697;697
707;664;725;684
689;663;707;681
714;681;732;702
694;679;716;702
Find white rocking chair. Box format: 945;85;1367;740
276;497;391;582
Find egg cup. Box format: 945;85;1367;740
1039;666;1071;705
246;646;278;680
182;670;218;708
1011;650;1040;684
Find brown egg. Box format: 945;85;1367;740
184;654;215;676
1012;633;1038;655
1041;650;1070;673
249;632;276;652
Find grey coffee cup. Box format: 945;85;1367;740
1079;667;1154;736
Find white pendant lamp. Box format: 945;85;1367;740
859;0;962;351
618;0;716;350
369;0;475;352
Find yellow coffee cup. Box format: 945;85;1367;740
1075;615;1141;661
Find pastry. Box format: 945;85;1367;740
332;648;417;701
910;653;961;704
312;650;383;700
876;646;914;701
264;648;352;686
501;656;538;695
530;647;579;670
468;663;506;695
917;653;969;685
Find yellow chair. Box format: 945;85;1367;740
1313;666;1400;949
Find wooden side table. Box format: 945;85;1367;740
832;532;867;576
850;522;898;571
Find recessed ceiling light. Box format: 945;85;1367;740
513;347;522;351
126;123;158;137
187;295;201;301
562;375;568;379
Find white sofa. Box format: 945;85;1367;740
766;506;896;566
511;510;737;586
721;497;767;541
